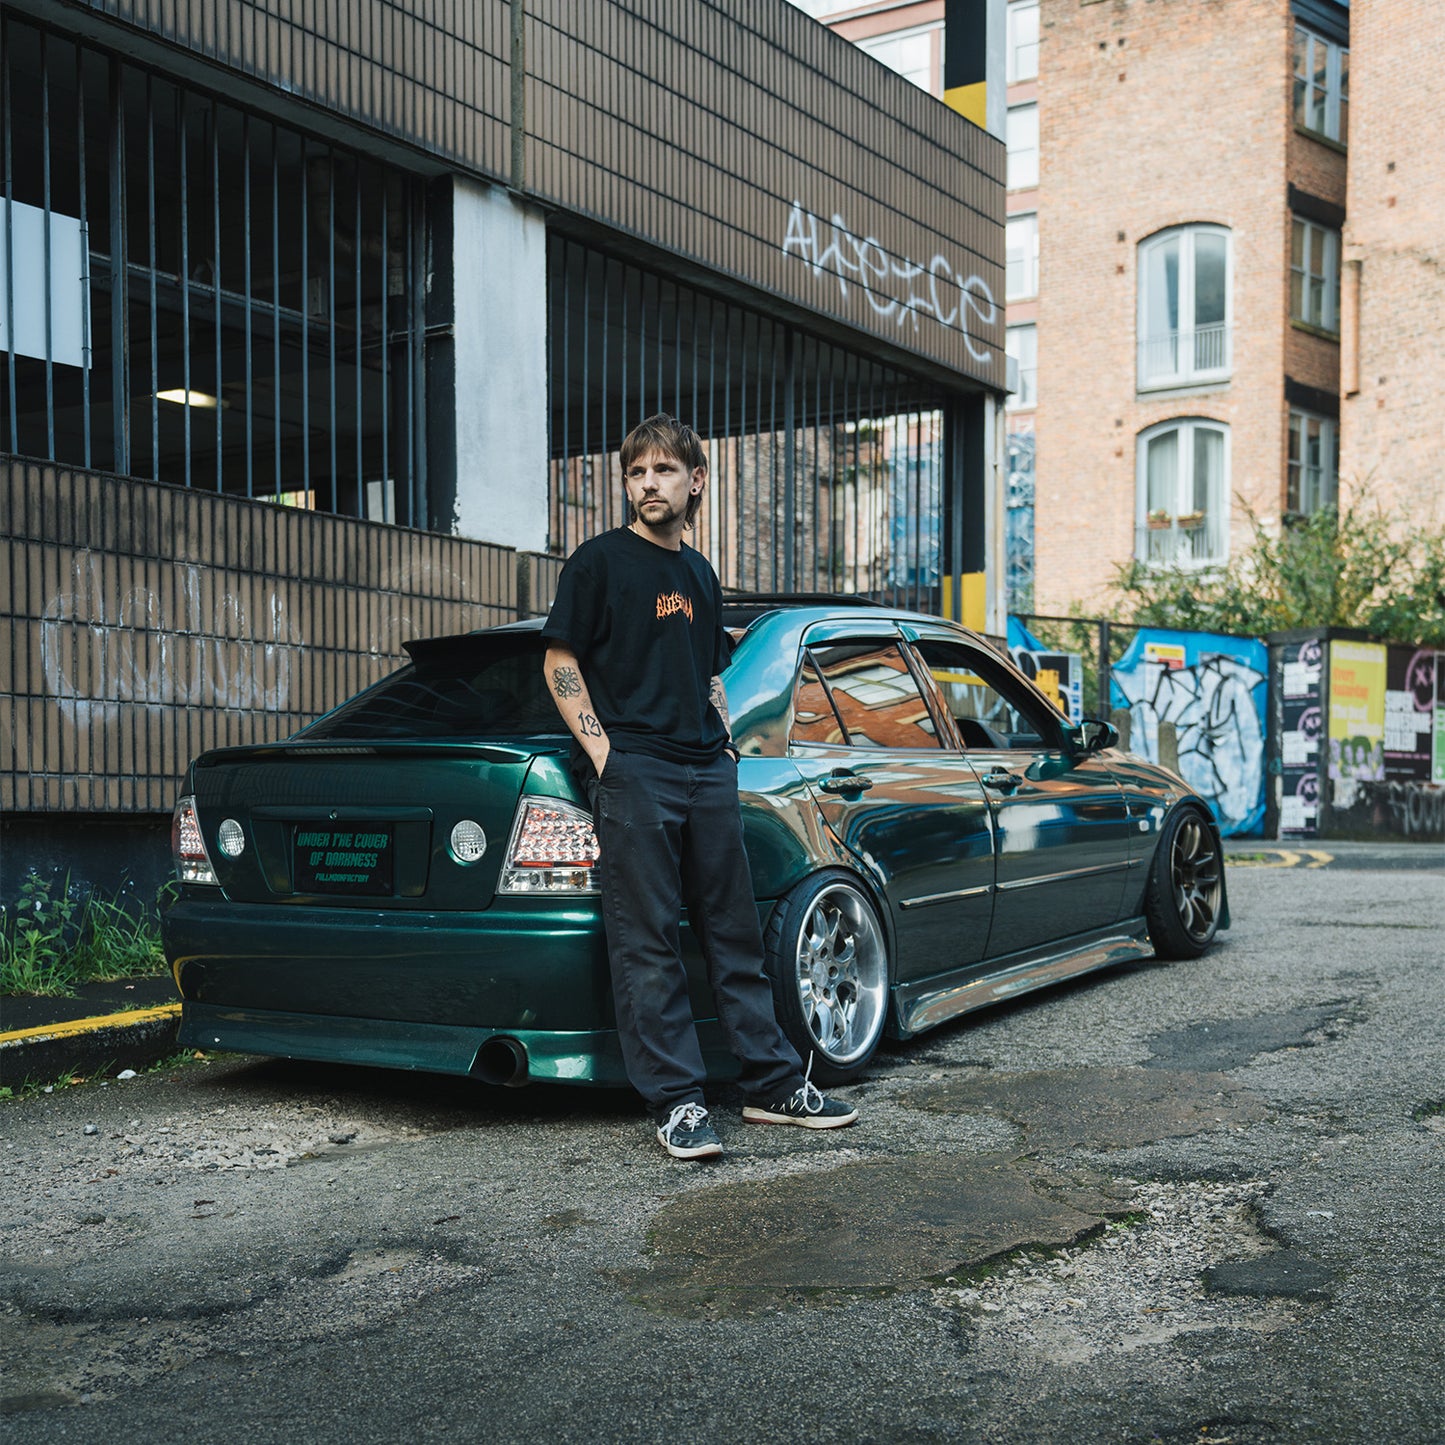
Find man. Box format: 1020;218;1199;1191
542;414;858;1159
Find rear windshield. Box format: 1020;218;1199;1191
300;636;565;741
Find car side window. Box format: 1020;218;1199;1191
793;641;942;750
910;639;1058;751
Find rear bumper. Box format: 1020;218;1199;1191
177;1001;640;1085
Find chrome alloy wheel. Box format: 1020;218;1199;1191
792;882;888;1066
1170;810;1222;943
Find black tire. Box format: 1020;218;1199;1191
762;869;889;1085
1146;806;1224;959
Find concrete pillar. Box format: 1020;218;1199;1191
447;177;549;552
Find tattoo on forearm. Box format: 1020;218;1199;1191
709;678;729;725
578;713;603;738
552;665;582;699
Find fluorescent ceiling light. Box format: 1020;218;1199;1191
155;388;227;409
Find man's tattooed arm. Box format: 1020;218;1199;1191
543;645;610;774
710;675;738;758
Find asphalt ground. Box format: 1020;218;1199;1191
1;840;1440;1094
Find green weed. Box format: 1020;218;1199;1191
0;873;170;997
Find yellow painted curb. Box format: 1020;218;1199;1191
0;1002;181;1047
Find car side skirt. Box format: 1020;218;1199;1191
892;919;1157;1038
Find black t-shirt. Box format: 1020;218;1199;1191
541;526;731;765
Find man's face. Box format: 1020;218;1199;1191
623;448;703;530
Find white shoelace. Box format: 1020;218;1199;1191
797;1053;824;1114
658;1101;710;1143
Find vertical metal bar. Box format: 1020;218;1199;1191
299;138;309;506
242;112;252;497
580;243;591;550
2;14;16;452
179;90;191;486
737;310;748;589
379;173;389;519
354;157;362;518
560;237;570;552
601;255;611;536
212;99;222;491
271;123;280;497
1099;618;1112;717
326;147;337;514
147;77;157;478
409;180;424;528
811;340;822;591
782;329;795;592
76;42;90;467
41;30;54;458
109;58;128;474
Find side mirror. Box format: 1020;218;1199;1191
1069;718;1119;755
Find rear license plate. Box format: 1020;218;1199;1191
292;824;395;896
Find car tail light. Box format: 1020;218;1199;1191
498;798;600;894
171;795;219;885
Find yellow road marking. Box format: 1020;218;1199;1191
1304;850;1334;868
0;1003;181;1047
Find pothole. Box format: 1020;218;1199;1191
899;1067;1269;1151
932;1179;1313;1365
1145;1003;1361;1073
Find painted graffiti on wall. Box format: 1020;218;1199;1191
40;553;305;724
1111;630;1268;837
781;201;997;363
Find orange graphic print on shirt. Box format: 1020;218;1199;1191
656;589;694;623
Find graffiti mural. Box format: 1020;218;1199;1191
1111;630;1268;837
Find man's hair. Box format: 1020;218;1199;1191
620;414;707;527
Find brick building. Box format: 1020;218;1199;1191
1339;0;1444;518
807;0;1440;614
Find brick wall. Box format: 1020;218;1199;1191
1341;0;1445;519
1;462;518;813
1034;0;1296;610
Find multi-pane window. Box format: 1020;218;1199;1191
1287;411;1339;515
1293;25;1349;144
1006;213;1039;300
1291;218;1341;333
1007;1;1040;84
1136;419;1229;567
1006;324;1037;409
1007;104;1039;189
0;13;428;523
858;26;940;93
1137;225;1231;388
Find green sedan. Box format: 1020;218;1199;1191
164;601;1228;1086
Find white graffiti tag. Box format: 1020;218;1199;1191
781;201;996;363
1113;653;1267;837
41;553;302;725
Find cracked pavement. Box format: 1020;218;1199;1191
1;859;1442;1443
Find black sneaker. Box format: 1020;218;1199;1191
742;1078;858;1129
656;1102;724;1159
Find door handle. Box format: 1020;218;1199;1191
980;769;1021;793
819;770;874;794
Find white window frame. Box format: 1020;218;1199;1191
1007;103;1038;190
1287;410;1339;515
1293;24;1349;144
857;23;942;94
1006;212;1038;301
1136;225;1233;390
1007;0;1040;84
1291;217;1340;334
1006;323;1037;410
1135;419;1230;568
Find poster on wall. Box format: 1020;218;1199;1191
1110;628;1268;837
1277;638;1323;837
1326;642;1444;840
1326;639;1387;812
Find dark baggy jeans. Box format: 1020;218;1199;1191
587;749;805;1120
